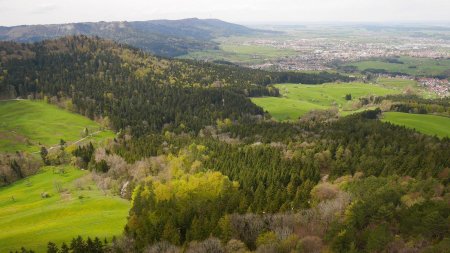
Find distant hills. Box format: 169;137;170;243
0;18;266;57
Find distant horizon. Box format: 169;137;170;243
1;0;449;27
1;17;450;28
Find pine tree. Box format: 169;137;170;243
46;242;59;253
93;237;104;253
161;221;180;245
40;146;48;165
70;236;86;253
60;242;69;253
10;160;23;178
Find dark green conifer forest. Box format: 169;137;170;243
1;36;449;253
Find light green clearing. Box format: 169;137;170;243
179;43;296;64
348;56;450;76
376;77;437;98
382;112;450;138
0;100;114;152
0;166;130;252
252;83;400;121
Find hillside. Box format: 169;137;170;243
0;18;265;57
1;35;449;253
382;112;450;138
0;166;129;252
252;83;400;120
0;36;350;136
0;100;114;153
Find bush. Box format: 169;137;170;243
311;183;339;205
225;239;247;253
256;231;278;247
186;237;224;253
296;236;323;253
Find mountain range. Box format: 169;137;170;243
0;18;266;57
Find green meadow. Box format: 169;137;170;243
179;43;296;64
252;83;400;120
348;56;450;76
0;100;114;152
0;166;130;252
382;112;450;138
376;77;436;98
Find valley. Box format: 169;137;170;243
0;14;449;253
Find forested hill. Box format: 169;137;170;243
0;18;268;57
0;36;350;135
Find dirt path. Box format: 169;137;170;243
1;99;108;153
32;130;103;154
0;98;25;102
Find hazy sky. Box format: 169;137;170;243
1;0;449;26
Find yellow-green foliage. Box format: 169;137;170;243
256;231;279;247
153;171;239;202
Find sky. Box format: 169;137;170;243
1;0;449;26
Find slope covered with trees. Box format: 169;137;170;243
0;18;266;57
0;36;350;136
1;36;448;253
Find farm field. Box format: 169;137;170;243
179;42;296;65
382;112;450;138
376;77;437;98
0;166;130;252
347;56;450;76
0;100;114;153
252;82;400;120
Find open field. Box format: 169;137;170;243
0;166;130;252
377;77;419;90
179;42;296;65
348;56;450;76
382;112;450;138
252;83;400;120
376;77;437;98
0;100;114;152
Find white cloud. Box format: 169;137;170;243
0;0;449;26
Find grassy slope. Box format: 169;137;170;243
349;56;450;76
252;83;400;120
0;100;114;152
0;166;130;252
382;112;450;138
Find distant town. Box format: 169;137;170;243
247;36;450;71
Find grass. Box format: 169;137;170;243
348;56;450;76
382;112;450;138
0;166;130;252
252;83;400;121
0;100;115;152
179;43;296;64
376;77;437;98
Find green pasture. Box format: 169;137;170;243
180;43;296;64
382;112;450;138
348;56;450;76
252;83;400;120
0;166;130;252
0;100;114;152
